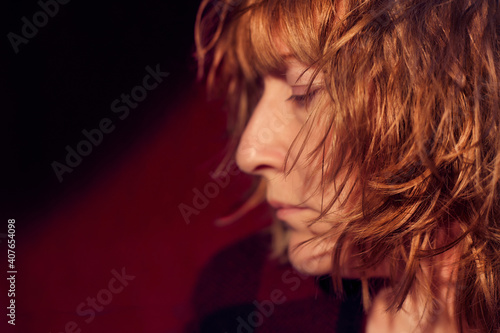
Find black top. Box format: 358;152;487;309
185;231;366;333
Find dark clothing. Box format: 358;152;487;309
186;231;366;333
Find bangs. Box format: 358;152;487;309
236;0;336;78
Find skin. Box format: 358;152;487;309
234;51;461;333
235;55;384;277
235;0;364;277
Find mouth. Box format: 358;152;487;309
275;207;308;220
268;200;309;222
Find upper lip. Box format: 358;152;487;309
268;200;306;210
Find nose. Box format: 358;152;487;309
236;75;299;176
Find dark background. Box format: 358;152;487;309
1;1;271;332
2;0;200;219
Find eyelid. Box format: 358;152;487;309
290;81;322;92
291;83;322;96
286;85;322;106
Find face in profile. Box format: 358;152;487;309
197;0;500;330
235;48;386;277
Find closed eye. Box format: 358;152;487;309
286;88;320;108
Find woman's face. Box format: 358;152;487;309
235;53;352;276
235;49;390;277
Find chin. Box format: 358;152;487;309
288;253;333;276
287;235;334;276
286;233;365;278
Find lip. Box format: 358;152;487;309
268;200;304;209
268;200;309;221
275;207;308;220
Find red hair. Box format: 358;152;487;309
195;0;500;331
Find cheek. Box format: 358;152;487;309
288;121;341;210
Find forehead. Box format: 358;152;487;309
266;38;319;87
242;0;343;79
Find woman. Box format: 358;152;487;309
193;0;500;331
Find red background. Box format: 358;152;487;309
7;86;272;333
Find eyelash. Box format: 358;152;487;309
286;89;319;107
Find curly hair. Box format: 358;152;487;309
195;0;500;331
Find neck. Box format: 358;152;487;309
366;285;458;333
366;248;463;333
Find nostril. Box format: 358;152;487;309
252;164;276;174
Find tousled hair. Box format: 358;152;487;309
195;0;500;331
